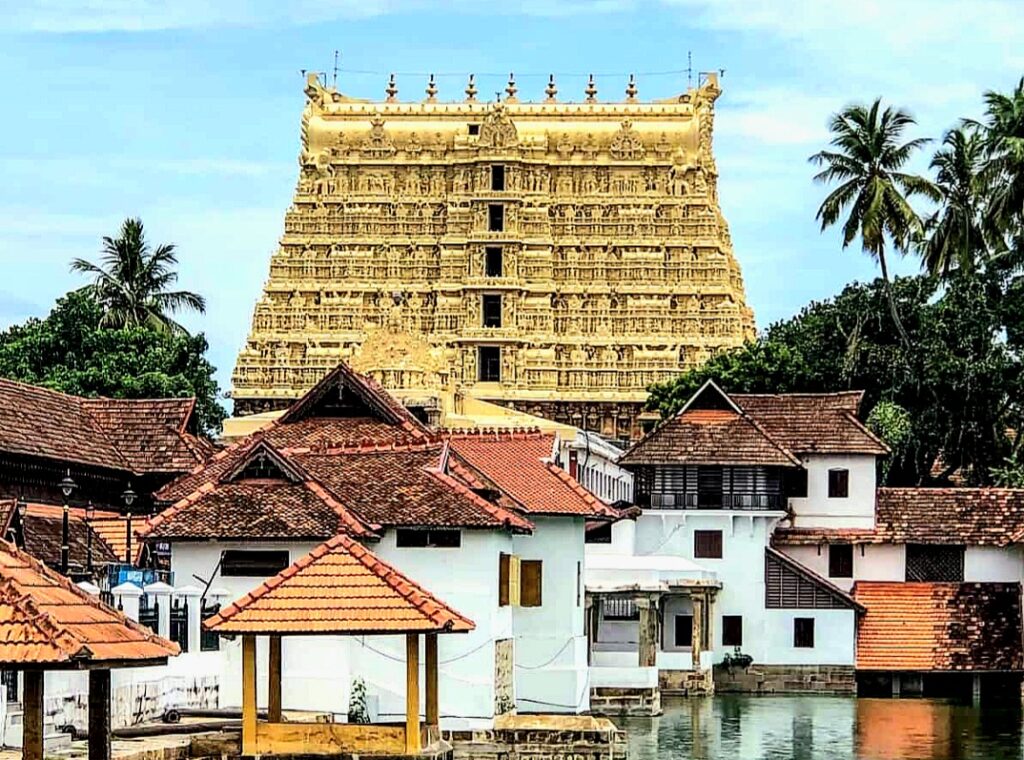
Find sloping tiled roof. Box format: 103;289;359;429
447;431;616;518
0;539;179;665
0;502;121;570
774;488;1024;547
0;378;208;475
732;392;889;455
205;534;474;635
620;407;800;467
854;582;1023;672
291;443;533;531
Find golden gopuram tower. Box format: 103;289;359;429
232;71;755;440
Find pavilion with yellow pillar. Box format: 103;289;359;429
204;534;474;757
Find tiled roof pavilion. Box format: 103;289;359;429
0;539;179;760
206;535;472;757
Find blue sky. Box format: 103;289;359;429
1;1;1022;399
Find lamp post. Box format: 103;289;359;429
85;501;95;575
122;484;137;566
59;471;77;575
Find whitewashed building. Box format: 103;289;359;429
143;364;614;729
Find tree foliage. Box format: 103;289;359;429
71;217;206;335
647;274;1021;487
0;291;225;434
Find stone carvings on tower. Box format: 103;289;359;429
232;71;755;440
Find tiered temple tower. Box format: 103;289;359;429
232;71;755;440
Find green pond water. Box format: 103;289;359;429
619;696;1023;760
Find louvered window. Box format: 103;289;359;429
604;598;639;621
765;551;852;609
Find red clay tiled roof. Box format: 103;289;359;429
854;582;1023;672
0;378;208;476
620;406;800;467
0;539;179;665
291;443;533;531
774;488;1024;547
448;431;615;518
0;502;121;570
204;534;474;635
732;392;889;455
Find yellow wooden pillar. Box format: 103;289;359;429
23;671;43;760
405;634;421;754
242;635;258;755
268;635;283;723
425;633;439;731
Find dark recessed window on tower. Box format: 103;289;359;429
491;165;506;191
478;346;501;382
488;204;505;232
485;247;503;277
483;294;502;328
468;124;481;136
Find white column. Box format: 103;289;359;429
177;585;203;654
111;582;142;621
144;581;173;638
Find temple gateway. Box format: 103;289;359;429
232;71;754;440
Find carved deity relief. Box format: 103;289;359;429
478;105;519;149
363;113;396;157
610;119;645;160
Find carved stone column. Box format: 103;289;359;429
636;593;660;668
691;593;704;671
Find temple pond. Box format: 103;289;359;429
620;695;1024;759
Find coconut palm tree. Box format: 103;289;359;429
920;127;988;278
977;77;1024;238
72;218;206;334
809;99;938;345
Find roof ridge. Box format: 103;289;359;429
426;468;533;532
286;439;441;456
443;427;547;440
303;479;379;537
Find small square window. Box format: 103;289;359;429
485;247;503;277
468;124;481;136
828;544;853;578
482;294;502;328
488;204;505;232
521;560;543;607
828;469;849;498
722;615;743;647
675;615;694;647
396;529;462;548
586;523;613;544
694;530;723;559
478;346;501;382
794;618;815;648
491;165;506;191
221;550;290;577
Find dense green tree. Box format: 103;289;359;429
0;291;225;434
647;275;1020;487
72;217;206;335
809;99;938;344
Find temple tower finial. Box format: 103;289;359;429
544;74;558;103
625;73;638;102
505;72;518;103
465;74;478;102
385;73;398;102
585;74;597;103
425;74;437;102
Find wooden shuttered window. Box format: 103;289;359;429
722;615;743;647
520;560;543;607
499;553;521;607
694;530;723;559
828;544;854;578
794;618;815;648
828;469;849;498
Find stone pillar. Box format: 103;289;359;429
584;595;595;666
144;581;172;639
178;585;203;654
268;636;282;723
241;635;258;755
23;670;43;760
637;594;659;668
112;582;142;621
88;669;111;760
405;634;421;754
691;594;704;671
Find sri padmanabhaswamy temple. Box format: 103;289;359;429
232;71;754;440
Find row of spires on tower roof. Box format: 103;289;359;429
382;73;642;104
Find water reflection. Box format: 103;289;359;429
620;696;1023;760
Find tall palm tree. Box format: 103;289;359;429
921;127;988;278
977;77;1024;238
809;99;938;345
72;218;206;334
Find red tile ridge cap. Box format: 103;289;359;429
443;427;547;440
543;462;619;518
303;479;380;537
426;468;534;533
284;439;441;456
